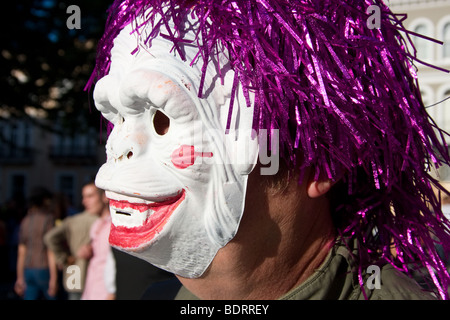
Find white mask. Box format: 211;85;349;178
93;17;259;278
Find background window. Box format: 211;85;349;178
443;22;450;58
413;24;432;61
442;89;450;132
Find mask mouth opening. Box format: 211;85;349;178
115;210;131;216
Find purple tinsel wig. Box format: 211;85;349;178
87;0;450;299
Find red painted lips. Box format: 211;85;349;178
108;190;185;250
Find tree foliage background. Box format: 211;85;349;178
0;0;112;137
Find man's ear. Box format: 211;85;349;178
307;180;332;198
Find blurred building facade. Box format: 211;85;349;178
0;116;106;212
390;0;450;180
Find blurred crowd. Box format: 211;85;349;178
1;180;448;300
0;182;173;300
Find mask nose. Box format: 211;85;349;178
113;147;134;162
107;119;146;163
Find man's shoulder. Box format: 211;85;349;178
365;264;437;300
280;240;439;300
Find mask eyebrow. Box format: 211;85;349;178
93;74;121;124
119;68;197;121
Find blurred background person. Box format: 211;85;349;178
79;189;115;300
14;186;57;300
0;195;26;299
44;181;102;300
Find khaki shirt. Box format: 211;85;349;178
175;241;436;300
44;211;98;292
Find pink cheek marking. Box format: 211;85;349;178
171;145;213;169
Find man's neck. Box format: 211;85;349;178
177;173;336;299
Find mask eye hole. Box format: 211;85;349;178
153;110;170;136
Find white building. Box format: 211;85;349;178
389;0;450;180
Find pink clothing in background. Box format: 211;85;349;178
81;215;112;300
